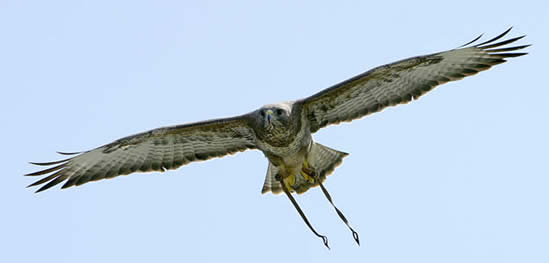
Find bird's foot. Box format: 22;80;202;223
300;170;315;184
301;160;316;184
283;174;296;190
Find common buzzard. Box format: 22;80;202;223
26;28;529;248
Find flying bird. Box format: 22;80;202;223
26;28;528;248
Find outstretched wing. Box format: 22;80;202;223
26;115;257;192
299;28;529;133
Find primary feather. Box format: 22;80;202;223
27;28;528;194
27;117;256;192
299;27;528;132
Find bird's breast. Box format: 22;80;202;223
256;122;311;161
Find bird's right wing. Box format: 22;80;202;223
26;115;257;192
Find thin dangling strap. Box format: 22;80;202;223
318;180;360;245
276;175;330;249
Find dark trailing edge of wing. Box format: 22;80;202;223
26;115;258;193
302;28;529;133
25;29;529;193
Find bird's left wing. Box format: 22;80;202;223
26;115;257;192
298;28;529;133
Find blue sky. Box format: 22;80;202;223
2;1;548;262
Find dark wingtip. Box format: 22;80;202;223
33;174;69;193
35;187;47;193
57;151;82;155
480;35;526;50
27;177;51;188
459;33;484;48
28;151;80;167
34;185;51;193
29;157;72;166
27;170;65;190
485;44;531;53
474;27;513;47
25;163;67;176
60;182;74;189
493;52;529;58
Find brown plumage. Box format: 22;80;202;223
26;28;528;248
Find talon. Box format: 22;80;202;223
300;170;315;184
284;174;296;190
301;160;316;184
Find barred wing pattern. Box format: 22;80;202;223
300;28;529;133
26;116;257;192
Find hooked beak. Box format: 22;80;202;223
265;109;273;125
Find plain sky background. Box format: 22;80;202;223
2;1;548;262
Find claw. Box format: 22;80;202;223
284;174;296;190
301;160;316;184
300;170;315;184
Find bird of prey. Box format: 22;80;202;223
27;28;528;248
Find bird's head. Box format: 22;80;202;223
257;104;291;130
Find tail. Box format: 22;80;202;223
261;143;348;194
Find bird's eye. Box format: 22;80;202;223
276;109;284;115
